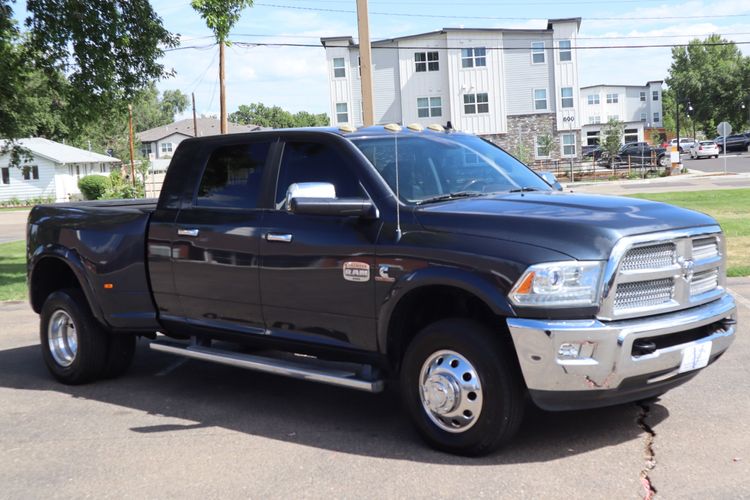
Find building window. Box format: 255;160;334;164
535;136;551;158
589;116;601;124
336;102;348;123
531;42;545;64
140;143;153;158
587;94;599;105
533;89;547;110
640;112;647;121
333;57;346;78
606;93;618;104
461;47;486;68
640;91;646;102
22;165;39;180
653;112;660;123
357;56;361;77
607;115;619;121
415;51;439;72
558;40;571;62
1;167;9;185
160;142;173;154
463;93;489;114
624;128;639;144
417;97;442;118
586;131;600;146
652;90;659;101
561;133;576;156
561;87;574;108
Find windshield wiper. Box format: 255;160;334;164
416;191;486;205
508;186;543;193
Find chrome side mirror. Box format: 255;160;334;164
539;171;563;191
284;182;336;211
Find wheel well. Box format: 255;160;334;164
30;258;81;313
386;285;507;371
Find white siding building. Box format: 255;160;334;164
322;18;582;159
0;138;120;203
579;81;664;146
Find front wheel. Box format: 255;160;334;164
658;155;670;168
400;318;524;456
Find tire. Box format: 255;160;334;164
40;288;109;385
658;155;669;168
400;318;524;456
102;334;136;379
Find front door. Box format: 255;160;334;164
171;139;275;334
259;139;381;351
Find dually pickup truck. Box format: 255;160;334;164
27;125;737;456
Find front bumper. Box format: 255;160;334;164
507;294;737;411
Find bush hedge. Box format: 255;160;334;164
78;175;112;200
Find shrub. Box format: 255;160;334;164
78;175;112;200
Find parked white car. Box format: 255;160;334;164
689;141;720;159
670;137;697;153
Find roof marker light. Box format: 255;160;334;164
407;123;423;132
427;124;444;132
338;125;356;133
384;123;402;132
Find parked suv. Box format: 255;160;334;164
716;133;750;153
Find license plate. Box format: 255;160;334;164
678;341;712;374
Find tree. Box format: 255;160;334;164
191;0;254;134
666;35;750;136
231;103;329;128
601;118;624;167
536;134;554;157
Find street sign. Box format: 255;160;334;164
717;122;732;136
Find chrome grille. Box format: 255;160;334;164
600;227;726;320
691;269;719;296
693;237;719;261
620;243;676;271
614;278;674;311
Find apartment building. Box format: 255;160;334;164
321;18;582;160
579;81;664;146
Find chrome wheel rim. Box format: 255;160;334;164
48;310;78;367
418;349;483;433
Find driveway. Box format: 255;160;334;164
1;281;748;498
0;209;29;243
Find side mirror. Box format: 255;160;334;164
284;182;336;210
539;171;563;191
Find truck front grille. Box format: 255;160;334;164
600;228;725;320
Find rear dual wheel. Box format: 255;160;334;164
400;318;524;456
40;288;135;385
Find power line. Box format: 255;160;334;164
253;2;750;21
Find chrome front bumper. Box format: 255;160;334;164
507;294;737;410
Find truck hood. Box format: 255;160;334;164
415;191;718;260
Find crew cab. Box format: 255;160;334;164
614;142;670;168
27;125;737;456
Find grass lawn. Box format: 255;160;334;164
0;240;27;301
631;189;750;277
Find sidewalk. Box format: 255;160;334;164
569;171;750;196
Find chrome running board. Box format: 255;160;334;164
149;339;384;393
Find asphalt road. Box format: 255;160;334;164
1;281;748;499
0;210;28;244
682;151;750;174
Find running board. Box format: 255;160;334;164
149;340;384;393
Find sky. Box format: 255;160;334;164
20;0;750;119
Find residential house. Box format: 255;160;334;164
0;138;120;203
136;118;264;159
321;18;582;160
579;81;665;146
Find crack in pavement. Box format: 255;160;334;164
636;401;657;499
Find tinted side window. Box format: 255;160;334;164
196;142;271;209
275;141;364;205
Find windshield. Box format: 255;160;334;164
351;134;551;204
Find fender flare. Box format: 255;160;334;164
376;266;516;355
29;244;109;327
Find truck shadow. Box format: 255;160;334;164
0;340;669;465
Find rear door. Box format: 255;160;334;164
170;138;277;334
259;138;382;351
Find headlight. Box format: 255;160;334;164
509;261;604;307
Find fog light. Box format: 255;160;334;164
558;343;581;359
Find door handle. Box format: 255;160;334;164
266;233;293;243
177;228;200;237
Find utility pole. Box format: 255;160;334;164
192;92;198;137
128;104;136;186
356;0;375;126
219;42;227;134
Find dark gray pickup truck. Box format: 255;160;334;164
27;125;737;455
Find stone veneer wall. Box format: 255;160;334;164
483;113;572;161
